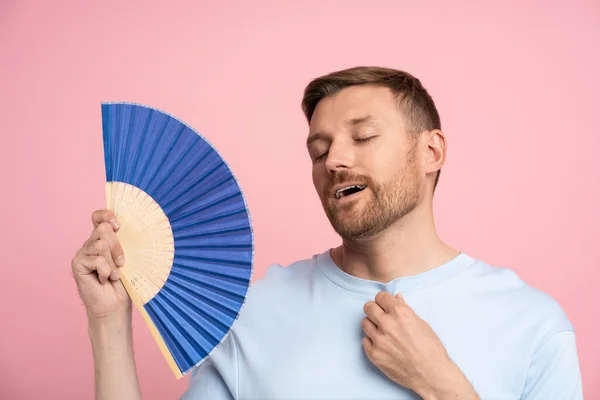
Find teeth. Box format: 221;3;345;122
336;185;367;199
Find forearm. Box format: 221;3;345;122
88;316;142;400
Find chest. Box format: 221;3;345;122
236;298;529;399
239;316;420;399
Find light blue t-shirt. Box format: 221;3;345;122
181;250;583;399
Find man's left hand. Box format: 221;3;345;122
362;291;479;400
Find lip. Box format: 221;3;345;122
336;188;367;204
329;183;369;200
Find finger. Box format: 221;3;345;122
363;301;385;326
90;222;126;267
395;292;405;302
361;317;378;339
109;268;120;281
72;254;112;284
375;291;397;313
80;236;117;272
362;336;374;357
92;209;120;231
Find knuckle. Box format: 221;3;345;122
369;345;381;359
92;255;107;266
378;321;388;335
92;209;105;223
104;210;116;223
362;337;371;350
96;209;111;218
396;306;410;319
96;222;113;236
361;317;369;329
71;254;81;269
95;238;108;251
97;221;110;231
370;333;380;346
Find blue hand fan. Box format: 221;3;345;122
101;102;254;379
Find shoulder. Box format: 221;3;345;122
247;252;322;298
461;256;581;393
464;256;575;339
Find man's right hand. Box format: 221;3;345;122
71;209;131;323
72;209;142;400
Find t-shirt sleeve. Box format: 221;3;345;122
179;332;239;400
521;330;583;400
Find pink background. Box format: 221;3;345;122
1;0;598;398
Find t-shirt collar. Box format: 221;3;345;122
316;248;476;296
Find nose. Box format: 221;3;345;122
325;139;355;173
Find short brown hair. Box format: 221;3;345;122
301;66;442;191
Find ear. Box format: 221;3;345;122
423;129;446;175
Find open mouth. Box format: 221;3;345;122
335;185;367;199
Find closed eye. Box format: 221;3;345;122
314;151;328;161
355;136;376;143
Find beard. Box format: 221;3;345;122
322;145;421;241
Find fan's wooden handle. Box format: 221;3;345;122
119;269;184;379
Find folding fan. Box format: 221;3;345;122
101;102;254;379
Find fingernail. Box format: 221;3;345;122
116;255;125;267
110;268;120;281
111;218;120;230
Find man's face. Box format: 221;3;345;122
307;85;423;241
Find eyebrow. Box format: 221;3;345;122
346;115;374;126
306;114;375;147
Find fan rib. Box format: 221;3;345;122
175;226;251;240
173;261;249;284
176;243;252;250
176;253;251;268
160;289;222;346
144;304;187;368
159;291;220;351
172;209;248;233
102;106;113;181
146;301;196;370
169;191;242;225
170;268;249;306
149;142;197;202
144;124;186;195
128;109;153;185
161;162;227;215
137;116;170;188
112;105;123;184
163;280;237;330
117;106;136;180
169;270;246;303
153;147;214;205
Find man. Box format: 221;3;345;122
72;66;583;399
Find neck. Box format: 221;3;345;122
330;201;459;283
